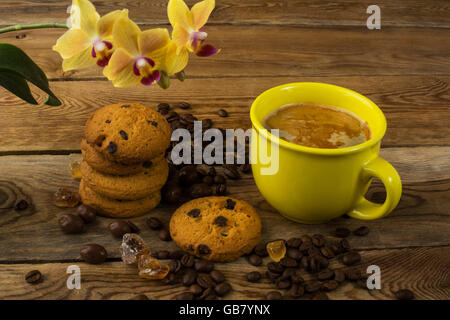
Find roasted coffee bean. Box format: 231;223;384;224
276;278;291;290
334;269;346;283
210;270;225;284
308;246;321;257
188;183;212;198
158;228;172;241
354;226;370;236
315;278;334;293
308;257;319;273
345;268;362;281
320;246;335;259
213;174;226;184
108;220;131;238
395;289;415;300
129;294;149;300
182;269;198;286
202;175;214;185
199;288;217;300
197;244;211;255
203;119;213;130
157;103;170;112
317;269;335;281
312;234;326;247
25;270;42;284
248;254;263;266
76;205;96;223
218;109;228;117
312;292;329;300
289;284;305;298
330;244;342;255
15;199;29;211
266;271;280;282
162;273;178;285
214;282;232;297
304;281;321;293
126;221;140;233
179;113;196;124
80;243;107;264
342;252;361;266
197;274;215;289
215;184;227;195
156;250;170;259
280;257;298;268
267;262;284;274
254;243;268;257
299;240;312;252
166;111;179;122
280;268;296;281
291;273;304;284
314;256;329;269
335;227;351;238
189;284;203;296
181;254;195;268
286;248;302;261
175;292;194;300
286;237;302;248
246;271;261;283
169;250;185;259
240;163;251;174
59;214;84;234
178;101;191;109
168;259;182;273
266;291;282;300
222;164;240;180
339;238;351;252
213;216;228;227
195;259;214;273
300;256;309;269
146;217;163;230
179;165;199;186
107;141;117;154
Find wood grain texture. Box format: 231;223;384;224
1;0;450;28
0;246;448;300
0;76;449;153
0;150;448;262
2;26;450;80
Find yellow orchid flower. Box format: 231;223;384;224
168;0;219;57
53;0;127;71
103;17;171;87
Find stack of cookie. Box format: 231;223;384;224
79;102;171;218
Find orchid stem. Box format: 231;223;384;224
0;23;69;34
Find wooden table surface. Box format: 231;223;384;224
0;0;449;300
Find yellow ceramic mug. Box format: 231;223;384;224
250;82;402;224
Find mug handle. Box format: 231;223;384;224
348;157;402;220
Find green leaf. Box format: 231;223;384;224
0;70;38;105
0;43;61;106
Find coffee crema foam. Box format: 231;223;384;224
263;103;371;149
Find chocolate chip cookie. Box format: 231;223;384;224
81;139;164;176
169;197;262;262
84;102;171;164
79;179;161;218
80;159;168;200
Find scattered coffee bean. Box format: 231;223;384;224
286;248;302;261
248;254;263;266
312;234;326;247
395;289;415;300
280;268;296;281
339;238;351;252
214;282;232;297
177;102;191;109
188;183;212;198
334;269;346;283
223;164;240;180
59;214;84;234
289;283;305;298
156;250;170;260
203;119;213;130
197;274;215;289
345;268;362;281
320;246;335;259
108;220;131;238
280;257;298;268
168;259;182;274
276;279;291;290
215;183;227;195
25;270;42;284
182;269;197;286
189;284;203;296
199;287;217;300
169;250;185;260
80;243;107;264
15;199;29;211
266;291;282;300
146;217;163;230
240;163;251;174
210;270;225;283
162;183;183;203
318;269;335;281
254;243;268;257
246;271;261;283
335;227;351;238
76;205;96;223
175;292;194;300
267;262;284;274
213;174;226;184
286;237;302;248
181;254;195;268
157;103;170;112
162;273;177;285
179;165;199;186
304;281;321;293
341;252;361;266
322;280;339;292
195;259;214;273
218;109;228;117
158;228;172;241
354;226;370;236
127;221;140;233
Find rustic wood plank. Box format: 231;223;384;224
1;0;450;28
0;246;448;300
0;76;449;153
0;149;448;262
2;26;450;80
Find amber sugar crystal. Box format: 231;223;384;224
70;161;82;179
53;188;80;207
137;255;170;280
266;240;287;262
